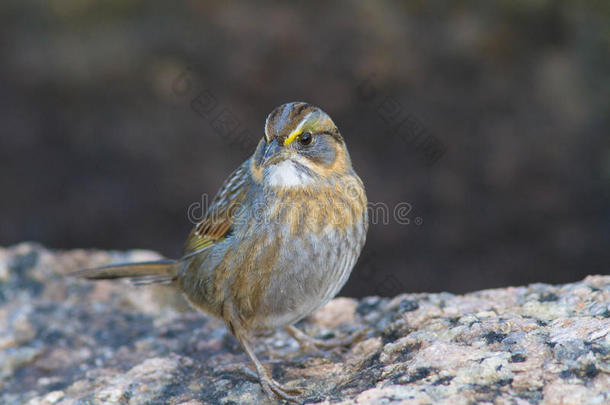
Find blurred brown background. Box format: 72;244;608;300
1;1;608;297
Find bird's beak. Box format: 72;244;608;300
261;138;285;167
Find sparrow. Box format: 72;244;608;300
75;101;368;401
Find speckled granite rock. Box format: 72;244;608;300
0;243;608;405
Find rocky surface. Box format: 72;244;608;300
0;243;608;405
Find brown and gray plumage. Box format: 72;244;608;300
74;102;368;401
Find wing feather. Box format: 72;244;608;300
183;160;252;256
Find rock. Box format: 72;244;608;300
0;243;608;404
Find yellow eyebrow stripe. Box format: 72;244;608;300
283;129;301;146
283;112;313;147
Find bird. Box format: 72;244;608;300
74;101;369;401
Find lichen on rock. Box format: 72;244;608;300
0;243;608;404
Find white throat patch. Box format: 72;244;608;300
266;160;313;187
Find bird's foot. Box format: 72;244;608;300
217;362;302;403
259;374;303;403
285;325;369;353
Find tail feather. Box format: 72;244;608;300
71;259;177;285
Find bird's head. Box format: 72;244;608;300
251;102;353;187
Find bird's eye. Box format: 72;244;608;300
299;132;313;146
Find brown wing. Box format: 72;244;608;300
183;159;252;256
